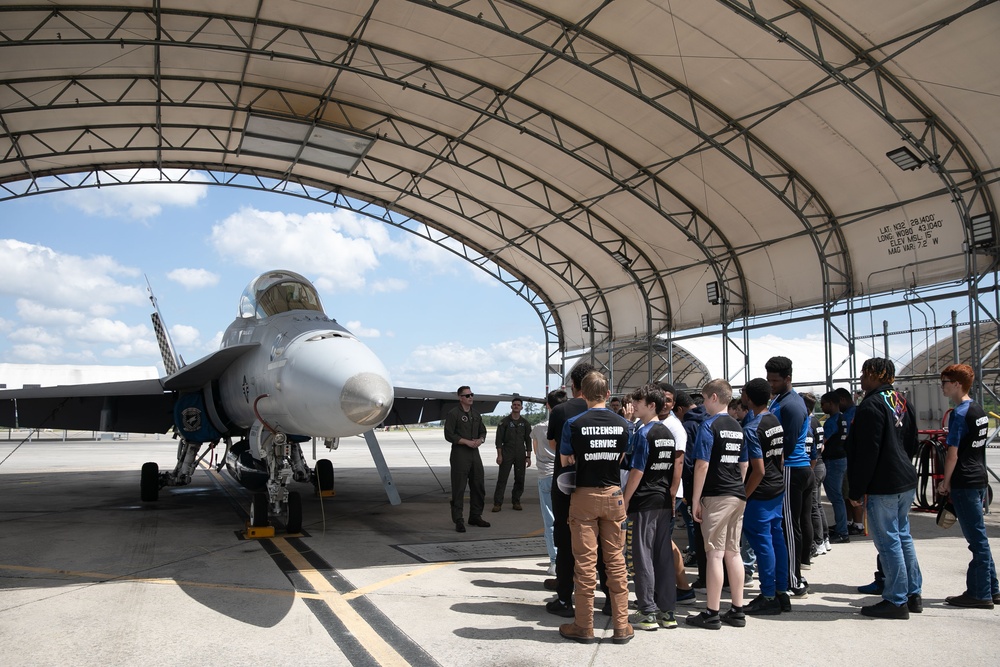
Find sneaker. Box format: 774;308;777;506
776;591;791;612
907;594;923;614
512;502;523;511
546;599;575;617
558;623;595;644
676;588;697;605
848;524;865;536
814;541;828;555
860;599;909;619
683;551;697;567
789;580;809;598
657;610;678;629
744;570;754;586
801;562;811;570
468;516;491;527
830;533;851;544
491;503;502;513
857;580;884;595
629;611;658;631
691;578;706;590
809;544;820;559
823;538;833;551
611;625;634;644
546;562;556;576
744;594;782;616
722;607;747;627
455;521;466;533
685;610;722;630
945;593;995;609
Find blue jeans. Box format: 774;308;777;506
743;494;789;597
866;490;922;606
950;486;999;600
823;457;848;536
537;475;557;563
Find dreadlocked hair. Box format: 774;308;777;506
861;357;895;385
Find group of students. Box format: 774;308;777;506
535;356;998;643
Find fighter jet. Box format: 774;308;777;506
0;270;524;532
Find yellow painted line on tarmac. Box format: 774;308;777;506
341;561;450;601
0;563;321;600
270;537;411;667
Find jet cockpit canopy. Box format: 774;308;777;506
239;270;325;319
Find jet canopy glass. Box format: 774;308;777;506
239;270;325;319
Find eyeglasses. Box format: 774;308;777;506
941;379;955;386
460;393;474;398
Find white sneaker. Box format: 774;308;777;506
547;562;556;575
814;542;827;555
823;538;832;552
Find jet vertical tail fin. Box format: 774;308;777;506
146;275;183;375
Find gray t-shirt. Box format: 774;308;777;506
531;421;554;477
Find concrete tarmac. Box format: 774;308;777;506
2;428;999;666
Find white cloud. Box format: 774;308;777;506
69;318;150;345
15;299;85;326
8;326;63;346
10;343;57;363
371;278;408;293
104;338;161;359
167;268;220;289
63;169;209;220
0;239;144;312
397;336;545;395
344;321;380;338
168;324;201;347
209;208;382;291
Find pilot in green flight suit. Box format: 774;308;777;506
444;386;490;532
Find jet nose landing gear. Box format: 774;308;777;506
242;423;307;538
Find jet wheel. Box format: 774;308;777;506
250;493;269;527
286;491;302;533
140;462;159;502
315;458;334;493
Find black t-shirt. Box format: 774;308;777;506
627;421;679;512
547;397;588;485
949;400;989;489
747;412;784;501
562;408;628;488
693;413;747;500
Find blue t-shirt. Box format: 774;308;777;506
768;388;810;468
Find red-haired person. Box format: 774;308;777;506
938;364;1000;609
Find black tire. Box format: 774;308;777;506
250;493;269;527
315;458;334;493
286;491;302;533
140;462;159;502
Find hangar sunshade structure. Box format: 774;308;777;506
0;1;997;396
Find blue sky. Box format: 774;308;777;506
0;171;549;401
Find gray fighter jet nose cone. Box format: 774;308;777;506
341;372;394;426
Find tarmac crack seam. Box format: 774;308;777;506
270;537;412;667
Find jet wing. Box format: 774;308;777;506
162;343;260;391
384;387;542;426
0;378;174;433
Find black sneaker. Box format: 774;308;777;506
691;578;706;590
546;599;575;617
685;611;721;630
907;594;923;614
945;593;995;609
789;580;809;598
676;588;697;605
455;521;466;533
721;607;746;627
776;591;792;612
860;599;909;619
745;594;782;616
848;524;865;536
830;533;851;544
